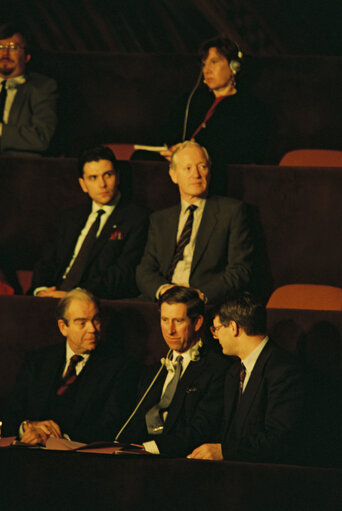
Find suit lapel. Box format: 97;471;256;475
221;361;240;439
234;342;273;429
7;82;27;125
164;355;206;432
160;204;181;274
191;197;219;275
33;344;66;416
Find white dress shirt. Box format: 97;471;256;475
241;336;269;392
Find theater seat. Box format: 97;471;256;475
16;270;33;295
103;144;135;160
267;284;342;311
279;149;342;166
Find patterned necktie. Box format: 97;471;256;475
56;354;84;396
145;355;183;435
166;205;197;280
60;209;104;290
238;363;246;400
0;81;7;122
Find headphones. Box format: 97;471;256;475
229;48;243;74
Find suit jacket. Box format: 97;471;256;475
31;198;149;299
0;72;58;156
136;195;255;305
221;340;307;464
3;340;140;443
118;346;230;457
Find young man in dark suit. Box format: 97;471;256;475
3;288;139;444
136;140;256;305
31;145;148;299
188;293;307;463
116;285;229;457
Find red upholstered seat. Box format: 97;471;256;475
103;144;135;160
279;149;342;167
267;284;342;311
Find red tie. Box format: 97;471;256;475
239;363;246;399
56;354;83;396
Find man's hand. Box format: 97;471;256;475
21;420;62;445
37;287;67;298
187;443;223;460
160;143;182;162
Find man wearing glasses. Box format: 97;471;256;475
2;288;139;444
188;293;307;464
0;22;57;156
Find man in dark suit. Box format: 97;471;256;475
136;140;256;305
0;22;58;156
116;285;229;457
3;288;139;444
188;293;307;464
31;145;148;299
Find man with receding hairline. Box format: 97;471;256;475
136;140;256;305
3;288;139;444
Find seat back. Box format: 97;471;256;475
279;149;342;166
267;284;342;310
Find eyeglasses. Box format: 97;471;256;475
210;324;224;337
0;43;26;53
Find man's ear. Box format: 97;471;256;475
194;314;204;332
57;319;68;338
230;320;239;336
79;177;88;194
25;53;31;65
169;166;178;185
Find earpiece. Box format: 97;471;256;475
229;60;241;74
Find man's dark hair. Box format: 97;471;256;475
158;286;204;323
0;22;30;53
56;288;100;324
215;293;266;336
198;35;242;65
78;146;118;177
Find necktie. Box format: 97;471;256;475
60;209;104;291
145;355;183;435
166;205;197;280
56;354;84;396
238;363;246;400
0;81;7;122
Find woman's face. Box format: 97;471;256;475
202;47;235;96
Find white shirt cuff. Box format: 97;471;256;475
143;440;160;454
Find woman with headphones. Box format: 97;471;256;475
160;36;269;191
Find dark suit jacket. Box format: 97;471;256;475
31;198;149;299
136;195;255;305
221;340;307;464
0;72;58;156
118;346;230;457
3;340;140;443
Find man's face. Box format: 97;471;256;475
211;315;237;356
160;302;203;353
0;33;31;78
58;299;101;354
79;159;119;206
169;146;210;204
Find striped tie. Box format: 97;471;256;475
166;205;197;280
56;355;84;396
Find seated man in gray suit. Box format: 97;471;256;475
116;285;229;457
0;22;58;156
188;293;307;464
136;140;256;305
3;288;139;444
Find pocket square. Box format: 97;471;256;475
109;230;123;241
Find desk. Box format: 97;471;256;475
1;446;341;511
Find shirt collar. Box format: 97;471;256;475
242;336;269;376
91;191;121;215
1;74;26;88
180;197;206;214
66;342;90;365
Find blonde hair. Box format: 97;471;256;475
170;140;211;170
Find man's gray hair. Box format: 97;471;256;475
56;288;100;321
170;140;211;170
